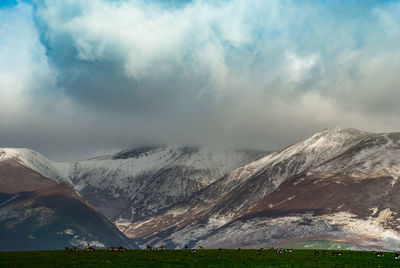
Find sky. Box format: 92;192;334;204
1;0;400;161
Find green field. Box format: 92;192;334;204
0;249;399;267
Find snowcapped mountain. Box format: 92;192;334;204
125;128;400;250
0;154;134;250
0;146;267;225
66;146;267;225
3;127;400;251
0;148;71;185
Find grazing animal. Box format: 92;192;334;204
238;248;241;251
218;248;222;251
85;243;95;252
159;245;165;250
285;249;293;253
191;249;197;253
65;247;70;252
394;252;399;260
69;247;78;252
332;251;342;256
184;245;188;249
314;251;320;256
108;247;118;251
119;246;127;251
146;245;153;250
376;252;384;258
198;246;204;250
276;248;283;254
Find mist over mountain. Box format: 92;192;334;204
2;128;400;250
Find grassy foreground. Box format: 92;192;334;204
0;249;399;267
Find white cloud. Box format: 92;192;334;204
285;52;320;83
0;4;53;121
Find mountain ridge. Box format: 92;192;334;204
120;128;400;250
2;127;400;250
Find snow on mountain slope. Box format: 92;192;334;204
4;127;400;250
67;146;266;223
125;128;372;236
0;155;136;250
0;148;71;184
126;128;400;250
312;132;400;178
193;211;400;250
1;146;267;224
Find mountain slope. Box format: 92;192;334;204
0;155;135;250
3;128;400;250
0;146;267;226
124;128;400;250
0;153;58;194
69;146;267;224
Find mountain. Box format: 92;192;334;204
0;146;267;232
123;128;400;250
3;128;400;251
68;146;267;227
0;151;134;251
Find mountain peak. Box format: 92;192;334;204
318;127;370;136
0;148;33;161
113;145;167;160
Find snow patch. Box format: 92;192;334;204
70;239;105;248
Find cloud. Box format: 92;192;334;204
285;52;320;83
1;0;400;160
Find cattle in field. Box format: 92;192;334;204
69;247;78;252
108;247;118;251
146;245;153;250
119;246;127;251
285;249;293;253
394;252;399;260
85;243;95;252
332;251;342;256
65;247;70;252
276;248;283;254
376;252;384;258
198;246;204;250
314;251;320;256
